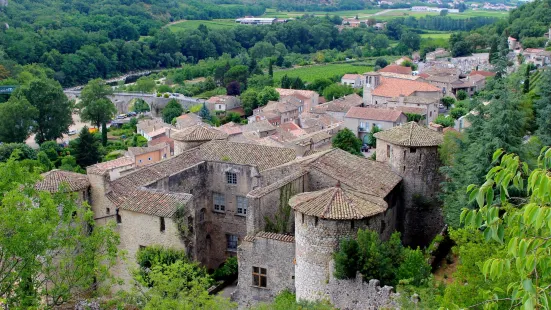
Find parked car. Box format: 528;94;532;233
127;112;137;117
361;144;370;152
68;129;77;136
116;114;127;119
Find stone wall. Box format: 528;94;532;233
294;208;397;302
87;172;116;219
376;140;444;246
234;234;296;308
326;273;397;310
148;161;260;269
247;174;306;235
113;209;189;290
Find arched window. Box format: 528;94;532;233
199;208;206;222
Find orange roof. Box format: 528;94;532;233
379;65;412;75
372;77;441;97
345;107;405;122
469;70;495;77
275;88;317;99
418;73;430;79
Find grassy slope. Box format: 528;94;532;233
168;19;238;32
273;63;373;82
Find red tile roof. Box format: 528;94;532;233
379;65;412;75
346;107;405;122
149;136;175;153
372;77;441;97
469;70;495;77
36;170;90;193
342;74;362;80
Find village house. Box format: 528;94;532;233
137;119;175;141
248;99;303;125
523;48;551;67
206;95;241;112
363;72;442;124
240;120;277;138
344;107;407;142
425;48;449;61
218;122;244;137
340;74;363;88
508;36;520;51
298;112;341;133
275;88;319;112
127;142;171;167
310;93;363;121
342;18;363;27
148;135;175;156
175;113;203;130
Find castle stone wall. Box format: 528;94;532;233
376;140;444;246
294;210;396;302
234;236;295;308
326;274;397;310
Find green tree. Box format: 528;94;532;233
450;107;468;119
333;238;360;279
0;96;38;143
15;78;73;144
241;89;259;116
252;290;335;310
162;99;184;124
72;127;101;168
459;148;551;309
248;75;274;90
39;141;61;163
58;155;80;172
452;41;472;57
332;128;362;156
199;102;211;121
523;65;530;94
441;96;455;109
0;143;37;162
0;156;119;307
37;151;52;171
456;90;468;100
308;78;333;94
79;79;116;146
366;125;382;147
290;77;305;90
139;261;234;310
323;84;354;101
396;248;430;286
400;31;421;51
372;34;390;50
375;57;388;68
434;114;455;128
281;75;292;89
257;86;280;106
135;76;156;93
133;99;151;113
268;60;274;77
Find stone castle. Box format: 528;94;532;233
38;122;444;308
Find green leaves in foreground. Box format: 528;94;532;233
459;147;551;309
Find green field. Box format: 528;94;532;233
421;32;452;40
262;8;381;19
365;9;508;21
273;63;373;82
168;19;237;32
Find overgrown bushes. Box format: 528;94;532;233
333;230;431;286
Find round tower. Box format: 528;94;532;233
373;122;444;246
289;184;389;302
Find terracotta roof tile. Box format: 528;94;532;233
244;232;295;243
469;70;495;77
128;143;168;157
345;107;405;122
242;120;276;133
372;77;441;97
116;189;192;218
289;186;387;220
312;93;363;113
275;88;317;99
374;121;443;147
171;124;228;142
198;140;296;171
35;170;90;193
379;65;412;75
87;157;134;175
218;122;243;135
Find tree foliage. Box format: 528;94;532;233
332;128;362;156
78;79;116;130
15;78;73;144
162;99;184;124
458;147;551;309
0;156;119;307
0;96;37;143
72;127;101;168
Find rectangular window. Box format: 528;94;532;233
236;196;248;216
252;267;267;288
227;234;238;251
213;193;226;212
387;145;391;158
160;217;165;232
226;172;237;184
